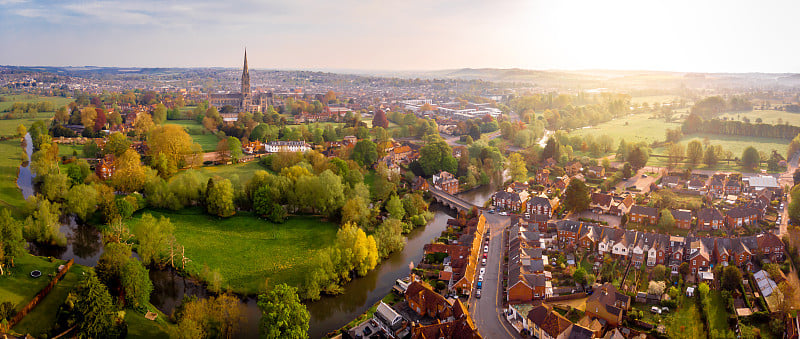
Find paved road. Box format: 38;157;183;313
778;153;798;236
468;213;520;338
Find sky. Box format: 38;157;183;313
1;0;798;73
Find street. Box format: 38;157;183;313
468;213;521;338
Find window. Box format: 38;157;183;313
693;260;696;265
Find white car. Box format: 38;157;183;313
650;306;661;314
482;258;487;266
484;246;489;253
480;268;486;276
478;275;484;282
499;211;508;216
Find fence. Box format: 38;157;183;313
545;292;587;302
5;259;74;329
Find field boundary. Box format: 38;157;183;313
5;259;74;331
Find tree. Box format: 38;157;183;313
112;149;148;192
65;184;99;221
628;146;649;170
573;266;587;285
542;137;560;161
148;124;197;171
658;209;675;229
80;107;98;128
374;218;406;258
152;103;167;124
227;136;243;163
66;159;91;185
686;140;703;165
679;262;691;278
507;153;528;182
136;213;175;265
121;258;153;308
721;266;743;291
258;283;310;339
206;176;235;217
55;106;70;125
0;210;25;275
385;194;405;220
69;271;122;338
104;132;131;157
418;137;457;176
23;198;66;246
95;242;131;288
742;146;760;169
351;140;378;166
563;179;590;213
622;162;633;178
648;280;666;295
16;124;26;137
652;264;668;281
254;186;287;223
666;142;684;168
372;109;389;129
704;145;719;166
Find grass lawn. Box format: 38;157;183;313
568;113;681;146
717;110;800;126
649;133;788;172
0;254;62;312
626;221;691;237
664;295;706;338
196;160;265;183
128;208;339;295
0;95;73;112
0;139;26;211
165;119;219;152
125;304;175;339
12;264;90;337
707;291;734;337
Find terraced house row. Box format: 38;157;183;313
556;220;785;274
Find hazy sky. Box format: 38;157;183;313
1;0;798;72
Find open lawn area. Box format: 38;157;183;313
195;160;266;183
717;110;800;126
664;295;706;338
0;254;62;312
568;113;681;146
0;95;73;113
707;291;734;337
125;304;175;339
0;139;26;211
129;208;339;295
625;221;691;237
165;119;220;152
649;133;789;172
12;264;90;337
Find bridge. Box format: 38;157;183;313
429;187;478;212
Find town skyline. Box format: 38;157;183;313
2;0;800;73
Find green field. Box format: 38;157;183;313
717;110;800;126
125;305;175;339
165;119;220;152
649;134;789;172
12;264;90;337
0;254;62;312
129;208;339;295
0;95;73;113
568;113;681;145
0;139;26;211
195;160;265;183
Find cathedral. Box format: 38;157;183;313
208;50;273;113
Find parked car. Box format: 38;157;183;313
488;209;495;214
650;306;661;314
478;275;484;282
499;211;508;216
484;246;489;253
482;258;487;266
477;281;482;289
476;290;481;298
483;253;487;259
642;174;648;178
480;268;486;276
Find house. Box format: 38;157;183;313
565;161;582;176
412;176;430;191
406;285;482;339
536;168;551;185
405;280;453;319
660;175;683;188
95;154;115;180
556;220;582;248
697;208;724;231
686;238;712;274
527;196;553;217
709;177;725;194
578;224;602;251
527;214;550;232
373;301;404;336
493;191;526;211
526;304;572;339
671;209;693;229
629;205;658;225
731;237;754;270
433;171;460;195
725;206;760;228
553;176;570;190
724;180;742;195
687;178;707;191
714;238;732;265
609;194;635;216
265;141;310;153
585;283;630;327
587;166;605;179
590;193;613;214
611;230;638;258
756;233;785;262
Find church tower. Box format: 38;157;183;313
241;49;251;111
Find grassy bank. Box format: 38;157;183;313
0;139;26;211
0;254;62;312
12;264;90;336
165;119;220;152
129;208;339;295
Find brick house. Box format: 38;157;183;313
493;190;527;211
629;205;659;224
725;206;760;228
433;171;460;195
587;166;605;179
95;154;116;180
697;208;724;230
671;209;693;229
527;196;553;217
585;283;630;328
556;220;582;248
565;161;582;176
757;233;785;262
526;304;572;339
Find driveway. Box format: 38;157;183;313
617;169;660;193
468;213;521;338
569;211;621;227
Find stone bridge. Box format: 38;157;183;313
429;187;477;212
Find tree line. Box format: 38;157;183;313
682;114;800;140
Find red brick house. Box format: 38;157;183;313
756;233;785;262
697;208;724;230
629;205;659;224
671;209;693;229
95;154;116;180
433;171;459;195
493;190;527;211
725;206;760;228
526;196;553;217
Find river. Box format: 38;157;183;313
17;133;35;199
17;133;499;338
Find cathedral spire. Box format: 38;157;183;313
241;49;250;95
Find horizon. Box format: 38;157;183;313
2;0;800;73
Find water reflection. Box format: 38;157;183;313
17;133;35;200
28;216;104;267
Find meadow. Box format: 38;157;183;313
128;208;339;295
717;109;800;126
12;264;91;336
0;254;62;312
0;139;27;211
568;113;681;145
0;95;73;113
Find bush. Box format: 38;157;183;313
660;299;677;309
0;301;15;321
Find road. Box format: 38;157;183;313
778;153;798;236
468;213;520;338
